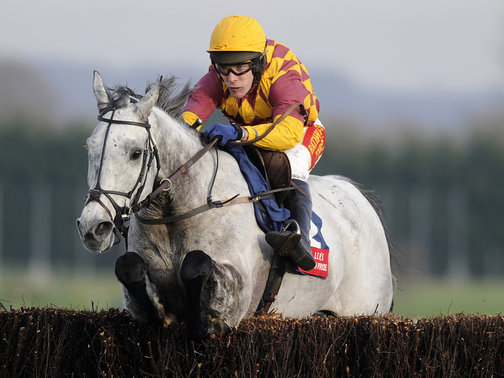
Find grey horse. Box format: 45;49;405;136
77;72;394;339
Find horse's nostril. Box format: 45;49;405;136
95;221;113;236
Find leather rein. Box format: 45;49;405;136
132;102;302;225
87;103;301;234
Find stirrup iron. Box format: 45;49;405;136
283;219;300;234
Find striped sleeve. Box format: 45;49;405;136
182;67;224;130
243;115;304;151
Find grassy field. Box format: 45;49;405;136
393;278;504;317
0;266;123;311
0;266;502;317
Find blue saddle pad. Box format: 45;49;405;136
225;144;330;278
225;144;290;232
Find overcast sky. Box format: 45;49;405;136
1;0;503;95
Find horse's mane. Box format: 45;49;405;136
148;76;193;120
110;76;193;121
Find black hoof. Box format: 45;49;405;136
313;310;336;318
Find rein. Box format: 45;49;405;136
131;137;220;213
133;103;302;225
87;102;301;233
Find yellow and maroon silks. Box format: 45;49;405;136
183;39;321;152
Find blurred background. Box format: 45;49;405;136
0;0;503;317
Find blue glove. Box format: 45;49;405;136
204;123;242;146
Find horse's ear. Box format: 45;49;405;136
136;84;159;120
93;71;111;112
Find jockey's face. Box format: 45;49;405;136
220;69;254;99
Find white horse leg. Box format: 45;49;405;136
115;252;166;323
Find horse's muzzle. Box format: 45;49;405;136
76;204;116;253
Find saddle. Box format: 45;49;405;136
243;145;292;210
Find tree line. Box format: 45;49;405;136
0;116;502;277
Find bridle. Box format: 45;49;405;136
84;108;160;241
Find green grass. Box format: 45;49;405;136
0;266;122;310
393;278;504;317
1;266;503;317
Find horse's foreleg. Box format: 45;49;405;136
180;250;214;339
115;252;163;323
181;250;244;339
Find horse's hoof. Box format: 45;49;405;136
209;317;230;335
313;310;336;318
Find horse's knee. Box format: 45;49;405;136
180;250;213;284
115;252;146;288
115;252;161;323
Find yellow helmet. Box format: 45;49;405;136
208;15;266;64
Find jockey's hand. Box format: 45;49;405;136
204;123;243;146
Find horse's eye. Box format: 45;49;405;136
131;149;143;160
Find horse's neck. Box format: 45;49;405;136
150;109;219;210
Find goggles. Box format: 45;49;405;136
213;61;253;76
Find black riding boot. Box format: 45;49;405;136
265;179;316;271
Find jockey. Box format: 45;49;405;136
182;15;326;271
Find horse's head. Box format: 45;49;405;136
77;71;161;253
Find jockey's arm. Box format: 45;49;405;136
182;68;222;131
183;110;205;130
241;115;304;151
243;69;312;151
184;110;305;150
182;65;315;151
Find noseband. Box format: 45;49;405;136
85;108;160;241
